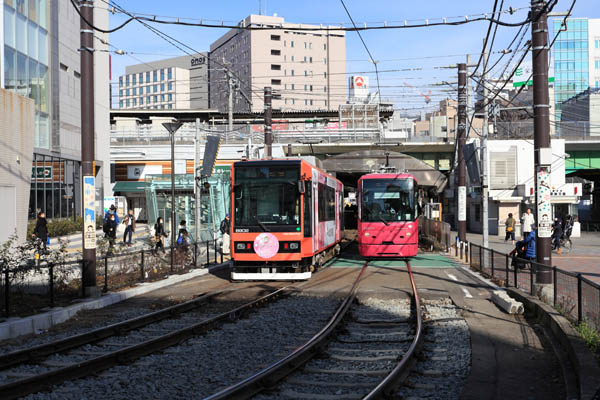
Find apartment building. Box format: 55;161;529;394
118;53;209;110
209;14;346;113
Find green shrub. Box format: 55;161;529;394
27;215;104;239
576;320;600;354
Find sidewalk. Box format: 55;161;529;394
49;224;153;255
459;231;600;284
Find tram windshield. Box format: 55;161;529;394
361;178;415;223
234;165;301;228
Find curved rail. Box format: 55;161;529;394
205;261;370;400
363;260;424;399
0;287;290;400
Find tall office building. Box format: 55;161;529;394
117;53;209;110
1;0;110;229
553;18;600;124
210;14;346;113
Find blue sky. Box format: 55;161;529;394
104;0;598;112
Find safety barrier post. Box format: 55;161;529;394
221;246;224;264
479;246;483;272
49;263;54;308
140;250;145;283
553;267;557;307
491;250;495;278
104;257;108;293
4;268;9;317
513;259;518;289
455;238;458;257
214;239;217;264
465;242;469;264
505;255;510;287
577;273;583;323
469;244;473;269
530;266;535;296
206;241;210;267
459;242;463;260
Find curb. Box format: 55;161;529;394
0;262;229;341
507;287;600;400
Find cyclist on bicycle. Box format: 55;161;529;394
552;217;563;255
563;215;573;240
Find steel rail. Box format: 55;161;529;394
363;260;424;399
204;261;369;400
0;287;291;399
0;290;224;371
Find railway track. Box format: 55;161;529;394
0;286;291;399
206;259;425;399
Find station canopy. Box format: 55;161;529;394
322;150;448;193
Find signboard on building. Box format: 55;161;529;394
458;186;467;221
32;166;52;180
83;176;96;249
190;56;207;67
252;120;289;132
127;164;163;179
349;76;369;100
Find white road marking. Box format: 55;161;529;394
447;272;473;298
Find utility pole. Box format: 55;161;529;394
194;118;201;244
79;0;97;297
457;63;467;242
163;121;183;273
227;70;234;132
531;0;553;283
481;43;490;250
264;86;273;159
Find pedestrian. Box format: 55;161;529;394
103;213;118;252
32;212;49;255
523;224;537;261
504;213;516;245
220;214;231;255
153;217;167;254
521;208;535;239
552;217;563;255
177;220;189;248
104;204;120;224
122;209;136;246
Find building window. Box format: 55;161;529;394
168;68;172;80
271;49;281;56
133;98;137;106
140;97;144;105
310;85;313;91
323;58;327;64
309;57;313;63
291;84;295;90
139;72;144;84
304;56;307;63
271;34;281;41
284;40;286;47
161;83;165;91
160;69;165;81
119;100;123;108
125;75;129;86
271;79;281;85
147;96;151;103
304;99;307;105
146;71;150;82
153;70;157;82
126;99;130;107
161;94;165;102
323;44;326;50
292;99;295;105
145;86;150;94
595;39;600;49
291;70;295;76
324;72;327;78
168;104;173;109
304;84;307;91
119;76;123;87
271;64;281;70
168;94;172;101
168;82;173;90
310;99;313;105
153;95;157;103
126;89;130;96
596;60;600;69
119;89;123;97
132;75;136;85
133;88;136;96
154;85;158;93
304;70;307;76
291;55;295;62
291;40;294;48
324;85;327;92
304;42;307;49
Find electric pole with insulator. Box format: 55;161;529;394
79;0;97;297
457;63;467;242
531;0;552;283
264;87;273;159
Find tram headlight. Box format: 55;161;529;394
289;242;299;250
365;232;370;237
406;232;412;237
236;243;246;250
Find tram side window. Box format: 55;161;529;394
304;181;312;237
318;183;336;222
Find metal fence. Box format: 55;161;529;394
419;217;451;251
467;243;600;332
0;240;224;318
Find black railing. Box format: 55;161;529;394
466;243;600;333
0;239;224;319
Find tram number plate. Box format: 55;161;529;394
235;229;250;233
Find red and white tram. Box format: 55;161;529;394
230;159;344;280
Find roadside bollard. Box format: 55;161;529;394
459;242;463;260
206;241;210;267
465;242;469;264
505;256;510;287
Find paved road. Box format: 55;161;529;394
460;231;600;284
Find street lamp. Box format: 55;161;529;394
163;121;183;272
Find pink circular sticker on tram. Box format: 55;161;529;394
253;232;279;259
